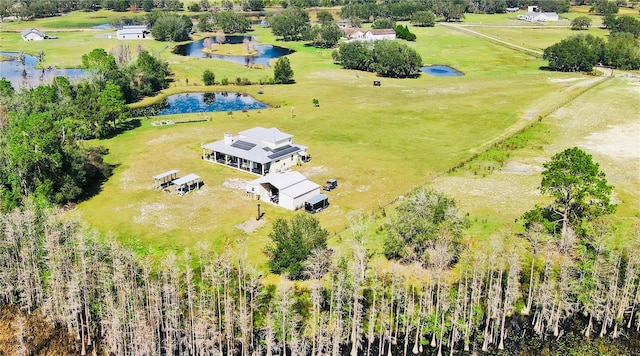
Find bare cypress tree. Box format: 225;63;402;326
349;235;368;356
499;241;522;350
161;252;181;355
522;223;547;316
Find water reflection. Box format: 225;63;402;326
156;92;268;116
172;35;294;67
0;52;86;89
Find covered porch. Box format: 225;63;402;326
202;149;269;175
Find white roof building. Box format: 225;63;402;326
344;28;396;42
201;127;309;176
517;11;559;22
365;29;396;41
117;25;149;40
246;171;320;211
21;28;46;41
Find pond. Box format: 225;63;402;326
421;65;464;77
91;23;114;30
0;52;86;89
154;92;268;116
173;35;294;67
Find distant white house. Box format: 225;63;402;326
365;29;396;41
518;11;559;22
116;25;149;40
246;171;320;211
341;27;366;40
201;127;309;176
343;28;396;42
21;28;46;41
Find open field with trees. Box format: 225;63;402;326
0;2;639;354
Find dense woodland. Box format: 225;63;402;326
0;48;171;209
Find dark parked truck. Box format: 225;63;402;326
305;194;329;213
323;179;338;191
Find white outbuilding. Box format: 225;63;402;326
116;25;149;40
246;171;320;211
21;28;47;41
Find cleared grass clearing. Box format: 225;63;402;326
467;26;610;52
0;9;141;30
76;23;600;259
4;10;635;262
432;76;640;241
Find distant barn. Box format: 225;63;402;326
117;25;149;40
21;28;46;41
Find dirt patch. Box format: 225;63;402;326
236;218;267;233
580;123;640;160
299;165;328;177
223;178;248;190
133;202;171;228
548;77;580;83
500;161;543;175
356;185;370;192
148;133;179;144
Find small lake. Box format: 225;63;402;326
156;92;268;116
91;23;114;30
0;52;86;89
421;65;464;77
173;35;294;67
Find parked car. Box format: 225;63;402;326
323;179;338;191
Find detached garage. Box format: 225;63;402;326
305;194;329;214
246;171;320;211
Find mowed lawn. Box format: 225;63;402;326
76;24;594;259
2;11;615;260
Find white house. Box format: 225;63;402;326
246;171;320;211
365;29;396;41
341;27;366;40
116;25;149;40
201;127;309;176
21;28;46;41
518;11;559;22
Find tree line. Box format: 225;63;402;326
0;48;171;208
332;40;423;78
0;0;184;20
1;147;638;355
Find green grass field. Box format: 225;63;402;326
1;9;638;265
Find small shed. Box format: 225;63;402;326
305;194;329;214
21;28;46;41
172;173;201;195
153;169;179;189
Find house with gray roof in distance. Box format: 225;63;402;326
365;29;396;41
116;25;149;40
201;127;309;176
21;28;47;41
517;6;559;22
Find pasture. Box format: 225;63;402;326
1;9;638;263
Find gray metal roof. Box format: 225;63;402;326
306;194;328;205
172;173;200;186
239;127;292;144
20;28;46;38
280;180;319;199
153;169;179;180
202;134;306;164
